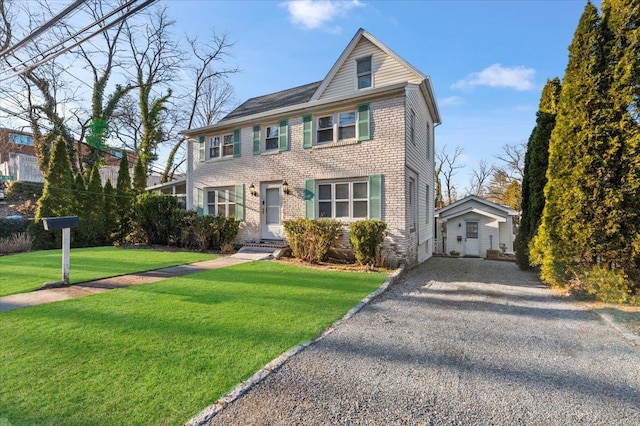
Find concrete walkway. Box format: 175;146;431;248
0;252;270;313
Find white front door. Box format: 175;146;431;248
464;221;480;256
261;183;283;240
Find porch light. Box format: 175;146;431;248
249;183;258;197
282;180;290;195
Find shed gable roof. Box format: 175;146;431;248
435;195;519;218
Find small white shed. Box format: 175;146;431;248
435;195;519;257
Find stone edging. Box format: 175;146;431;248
185;264;406;426
594;309;640;346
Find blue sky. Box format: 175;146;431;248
167;0;593;190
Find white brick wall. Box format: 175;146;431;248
189;91;436;267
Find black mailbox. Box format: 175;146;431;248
43;216;79;231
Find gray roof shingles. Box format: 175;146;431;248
221;81;322;122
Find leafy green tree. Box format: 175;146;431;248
516;78;561;270
115;154;133;243
72;172;90;247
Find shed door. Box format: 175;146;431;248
464;221;480;256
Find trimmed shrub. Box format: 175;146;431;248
178;212;240;251
579;265;633;304
128;194;184;246
0;232;35;255
349;219;387;266
0;218;31;239
283;218;343;263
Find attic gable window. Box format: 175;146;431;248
357;56;372;89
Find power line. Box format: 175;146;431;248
0;0;86;56
0;0;157;83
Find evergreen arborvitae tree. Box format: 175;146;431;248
35;136;75;221
515;78;561;270
530;2;606;285
133;156;147;194
85;164;105;246
115;154;133;243
601;0;640;277
103;179;117;244
72;172;89;247
31;136;75;249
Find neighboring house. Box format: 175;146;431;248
147;177;187;207
434;195;520;257
0;128;137;185
183;28;441;267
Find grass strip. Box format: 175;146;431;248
0;246;217;297
0;261;387;425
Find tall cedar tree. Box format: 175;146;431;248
601;0;640;274
115;154;133;243
35;136;75;221
132;155;147;194
531;2;606;285
103;179;117;244
72;172;90;247
515;78;561;270
31;136;75;249
86;164;105;246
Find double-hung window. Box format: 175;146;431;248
209;136;220;159
265;125;279;151
208;133;233;159
339;112;356;139
317;116;334;144
317;111;356;144
222;134;234;157
356;56;372;89
318;180;368;220
206;187;236;217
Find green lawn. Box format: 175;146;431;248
0;247;217;297
0;261;387;425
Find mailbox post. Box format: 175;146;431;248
43;216;79;285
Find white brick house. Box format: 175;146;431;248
184;28;441;267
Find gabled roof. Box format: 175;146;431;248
438;207;508;223
310;28;427;101
183;28;440;136
435;195;519;217
221;81;322;122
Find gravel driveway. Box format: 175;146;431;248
206;257;640;425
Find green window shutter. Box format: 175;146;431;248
233;129;241;158
197;188;204;216
198;136;205;162
302;115;313;149
304;179;315;219
368;174;382;220
253;125;261;155
234;184;244;221
279;119;289;152
357;103;370;141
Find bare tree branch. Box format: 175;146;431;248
436;144;465;206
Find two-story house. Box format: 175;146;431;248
184;29;441;267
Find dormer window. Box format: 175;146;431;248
356;56;372;89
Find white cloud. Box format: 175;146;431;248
440;96;464;107
281;0;363;31
452;64;536;91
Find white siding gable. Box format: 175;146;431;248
317;38;422;101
